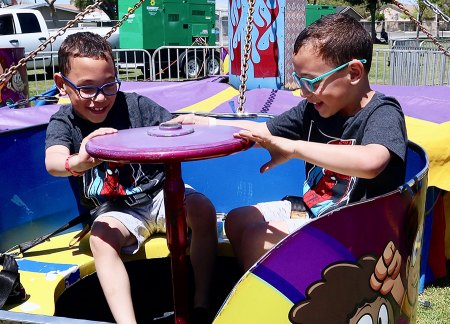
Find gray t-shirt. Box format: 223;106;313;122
267;92;407;217
45;91;173;208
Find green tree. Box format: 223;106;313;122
411;0;437;21
345;0;389;42
428;0;450;17
311;0;381;40
411;0;450;37
310;0;368;17
72;0;118;21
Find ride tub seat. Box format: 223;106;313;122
6;229;171;316
7;217;235;318
4;125;306;318
214;141;429;323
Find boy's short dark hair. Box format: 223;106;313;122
293;14;372;73
58;32;114;75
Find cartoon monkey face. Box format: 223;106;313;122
405;229;422;308
9;72;25;92
349;296;395;324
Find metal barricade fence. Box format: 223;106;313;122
372;48;450;86
113;49;153;81
420;39;450;50
25;51;58;97
26;47;225;95
26;49;152;96
392;50;448;86
151;45;224;81
391;39;422;50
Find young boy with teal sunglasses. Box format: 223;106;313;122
172;14;408;271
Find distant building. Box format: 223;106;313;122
379;4;415;21
215;5;228;46
0;0;17;8
336;6;364;21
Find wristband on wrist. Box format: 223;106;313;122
64;154;84;177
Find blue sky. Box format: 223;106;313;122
217;0;227;8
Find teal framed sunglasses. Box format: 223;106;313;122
292;59;367;95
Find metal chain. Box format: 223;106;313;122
237;0;256;114
392;0;450;58
104;0;146;40
422;0;450;23
0;0;104;85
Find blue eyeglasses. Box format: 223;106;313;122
292;59;367;95
60;73;121;99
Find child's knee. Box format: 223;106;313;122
224;208;247;240
225;206;258;230
187;194;215;218
186;194;216;230
224;209;238;232
89;233;108;254
89;222;125;254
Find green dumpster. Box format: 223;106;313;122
119;0;216;49
306;5;336;27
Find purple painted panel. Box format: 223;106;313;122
0;105;59;132
2;78;449;134
119;77;231;111
245;142;429;323
373;85;450;124
213;88;297;114
253;225;356;302
256;192;411;301
0;47;28;108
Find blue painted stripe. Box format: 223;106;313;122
16;259;78;273
253;264;305;303
65;268;81;287
306;225;357;262
252;226;357;303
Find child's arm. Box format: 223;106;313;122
169;114;270;134
45;127;118;177
235;130;391;179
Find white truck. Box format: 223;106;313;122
0;8;119;71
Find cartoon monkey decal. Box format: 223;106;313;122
289;239;421;324
288;256;399;324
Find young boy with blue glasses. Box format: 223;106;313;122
172;14;407;271
45;32;217;324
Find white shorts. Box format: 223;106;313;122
255;200;312;234
93;185;197;254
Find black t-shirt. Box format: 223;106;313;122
267;92;407;217
45;91;173;208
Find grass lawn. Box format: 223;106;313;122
417;269;450;324
370;43;391;85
